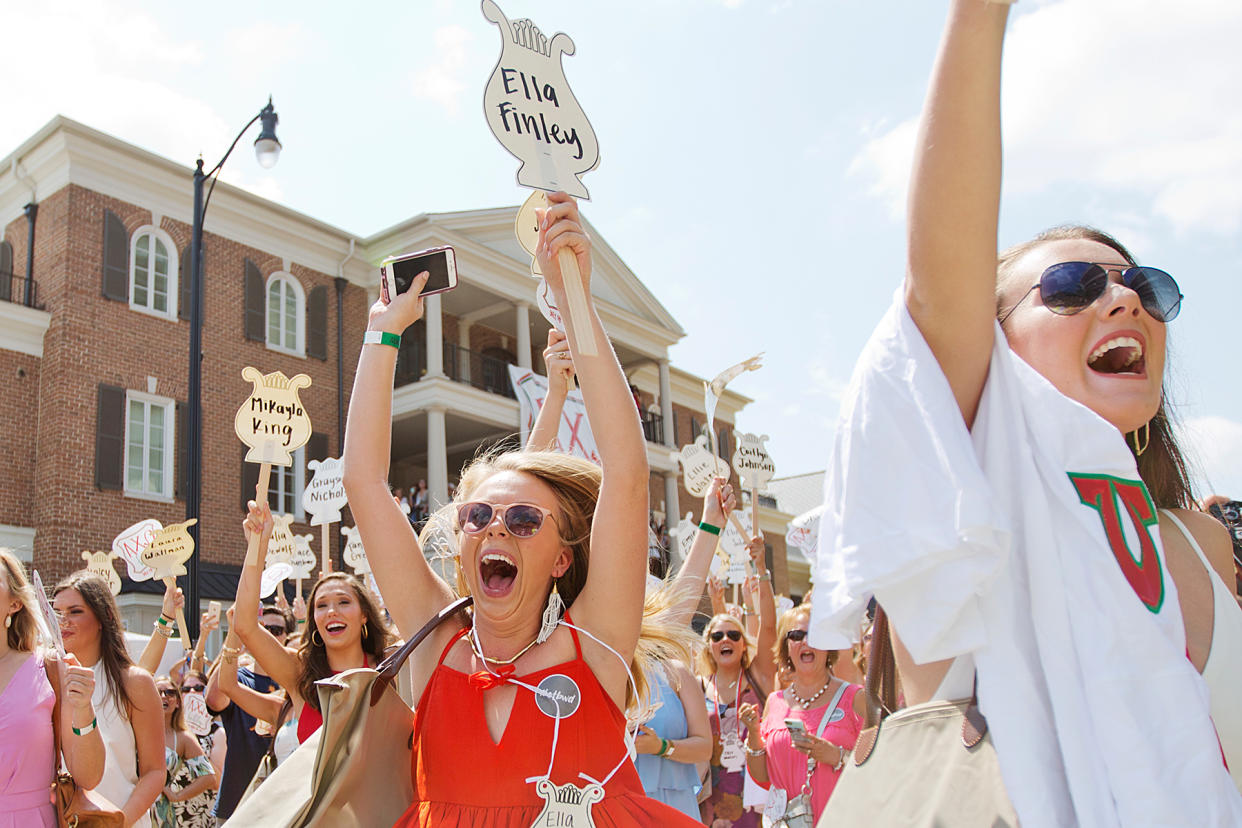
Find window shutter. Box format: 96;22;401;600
178;244;192;321
95;384;125;489
307;431;329;464
307;286;328;360
241;446;260;510
0;241;12;302
244;259;265;341
101;210;129;301
175;402;188;499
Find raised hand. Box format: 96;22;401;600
543;328;575;392
535;192;592;295
702;477;736;530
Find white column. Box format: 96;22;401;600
516;302;532;369
658;358;675;448
458;322;472;383
664;472;681;531
425;294;443;377
427;406;449;510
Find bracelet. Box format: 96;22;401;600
156;614;172;626
746;745;766;757
757;572;771;582
657;738;669;756
363;330;401;349
153;622;174;638
72;717;98;737
832;744;849;771
698;521;721;536
297;618;306;625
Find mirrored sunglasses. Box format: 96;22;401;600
1000;261;1182;325
455;502;557;538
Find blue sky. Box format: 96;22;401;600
7;0;1242;499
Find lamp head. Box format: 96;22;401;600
254;97;281;170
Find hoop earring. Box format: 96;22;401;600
1129;422;1150;457
362;620;369;640
311;628;323;647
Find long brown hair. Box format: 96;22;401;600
54;571;136;714
155;675;186;732
296;572;393;712
997;225;1195;509
1;549;42;652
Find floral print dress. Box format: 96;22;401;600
701;676;763;828
154;745;215;828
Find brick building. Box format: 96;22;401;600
0;116;794;643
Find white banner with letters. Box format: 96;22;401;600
508;366;600;464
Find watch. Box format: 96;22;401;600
665;741;677;759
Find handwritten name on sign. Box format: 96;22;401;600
234;367;313;466
672;435;732;497
267;513;297;565
342;525;370;575
139;520;197;580
732;432;776;492
80;551;122;596
289;534;317;580
112;519;160;582
303;457;347;526
482;0;600;198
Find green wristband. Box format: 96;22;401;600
698;521;721;536
363;330;401;349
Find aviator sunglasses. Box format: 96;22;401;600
999;261;1183;325
710;629;743;643
456;502;559;538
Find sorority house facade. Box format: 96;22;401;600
0;116;806;639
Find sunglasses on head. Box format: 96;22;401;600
455;502;558;538
263;624;287;637
710;629;743;643
785;629;809;643
999;261;1182;325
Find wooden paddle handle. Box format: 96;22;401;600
556;248;597;357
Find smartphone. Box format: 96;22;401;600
380;245;458;304
784;718;807;737
207;601;221;625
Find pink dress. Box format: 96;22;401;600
0;652;57;828
759;683;862;820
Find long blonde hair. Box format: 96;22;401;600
1;549;42;652
423;447;696;719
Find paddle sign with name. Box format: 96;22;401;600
673;435;731;498
112;519;160;582
183;693;213;737
80;551;122;596
303;456;347;576
266;514;297;565
342;525;370;576
289;532;317;603
732;433;776;493
235;367;312;568
139;519;197;643
483;0;600;355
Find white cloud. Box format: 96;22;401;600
411;25;475;118
1181;415;1242;499
849;0;1242;234
225;22;312;74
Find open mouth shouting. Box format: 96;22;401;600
1087;332;1145;377
323;620;349;638
479;551;519;598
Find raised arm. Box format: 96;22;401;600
668;477;737;625
216;607;284;724
746;534;777;692
527;329;575;452
137;580;182;674
232;502;301;698
341;270;458;649
905;0;1012;426
540;193;650;669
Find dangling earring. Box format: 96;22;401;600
4;614;10;629
311;628;323;647
1129;422;1150;457
536;581;564;644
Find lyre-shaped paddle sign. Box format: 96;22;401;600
288;534;317;580
260;562;293;599
140;520;197;580
732;432;777;492
673;511;697;565
482;0;599;198
532;778;604;828
515;190;544;278
80;551;122;596
672;435;732;497
303;457;347;526
234;367;313;467
342;525;370;575
266;513;297;565
112;519;160;581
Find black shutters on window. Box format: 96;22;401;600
244;259;265;341
0;241;12;302
307;431;329;464
95;384;125;489
102;210;128;301
307;285;327;360
179;244;192;321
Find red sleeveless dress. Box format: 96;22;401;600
393;618;701;826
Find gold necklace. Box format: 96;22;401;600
470;627;540;666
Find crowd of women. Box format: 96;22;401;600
6;0;1242;825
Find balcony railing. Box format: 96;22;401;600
393;339;516;400
641;412;664;445
0;273;41;309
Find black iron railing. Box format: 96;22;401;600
393;339;516;400
641;412;664;445
0;273;41;308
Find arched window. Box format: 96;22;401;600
129;226;178;319
266;272;305;356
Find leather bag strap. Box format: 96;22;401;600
369;596;473;705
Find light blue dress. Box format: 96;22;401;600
634;671;701;820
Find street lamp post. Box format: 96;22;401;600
183;99;281;640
